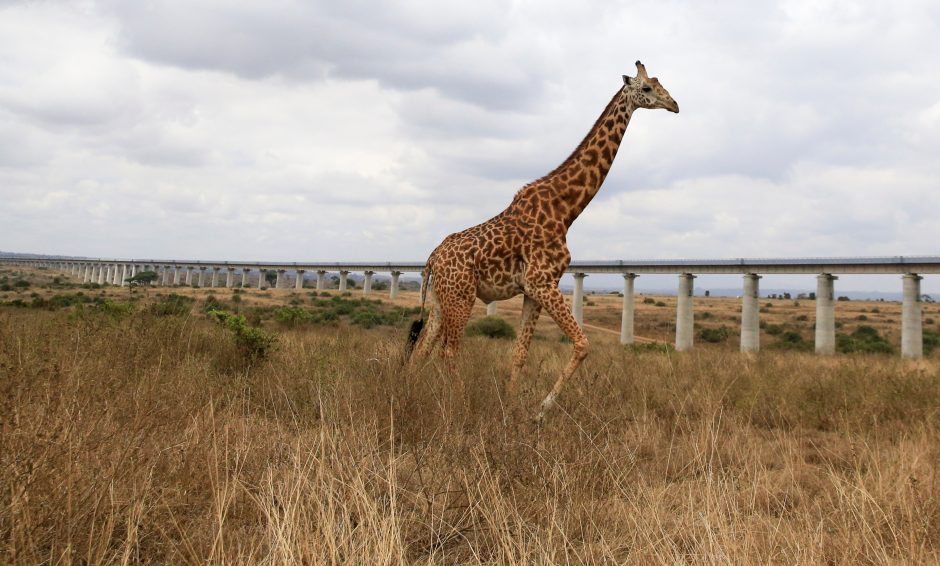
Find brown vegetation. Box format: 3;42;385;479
1;268;939;563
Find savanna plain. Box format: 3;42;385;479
2;266;939;564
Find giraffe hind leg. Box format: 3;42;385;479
508;294;541;396
409;293;443;368
440;285;475;374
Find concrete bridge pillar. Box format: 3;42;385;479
97;264;106;285
338;270;349;292
902;274;924;359
210;267;220;288
571;273;587;326
486;302;498;316
316;270;326;290
815;274;838;355
295;269;305;289
198;267;207;287
275;269;285;289
113;265;122;285
121;264;129;286
184;266;193;286
83;264;92;283
363;271;373;295
226;268;235;288
130;264;137;278
741;273;762;353
241;268;250;288
390;271;401;299
258;269;266;289
172;266;180;286
676;273;696;351
620;273;637;345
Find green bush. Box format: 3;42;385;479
466;316;516;340
208;309;278;362
856;314;868;321
922;329;938;355
202;294;226;313
150;293;194;316
837;325;893;355
765;324;784;336
642;297;656;305
274;306;314;326
626;342;675;354
95;299;134;319
655;301;666;307
795;314;809;321
698;326;733;343
771;331;813;352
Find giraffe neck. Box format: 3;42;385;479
511;88;636;228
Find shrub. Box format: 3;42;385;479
466;316;516;340
642;297;656;305
856;314;868;321
207;309;278;362
871;307;880;313
274;306;314;327
795;314;809;321
772;331;812;352
202;294;226;313
95;299;134;319
764;324;784;336
837;325;893;355
700;311;713;319
150;293;194;316
626;342;675;354
655;301;667;307
698;326;733;343
924;329;939;355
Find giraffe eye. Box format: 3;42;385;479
641;86;652;93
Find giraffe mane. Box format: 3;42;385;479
514;88;622;198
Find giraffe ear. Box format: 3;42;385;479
623;75;632;85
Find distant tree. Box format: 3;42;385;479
264;271;278;285
126;271;158;286
372;280;389;291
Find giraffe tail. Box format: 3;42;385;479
406;265;432;353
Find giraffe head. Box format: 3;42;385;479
622;60;679;113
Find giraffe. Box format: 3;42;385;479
409;61;679;419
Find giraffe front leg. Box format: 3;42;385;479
526;284;589;421
508;294;541;396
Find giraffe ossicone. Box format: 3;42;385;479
408;61;679;418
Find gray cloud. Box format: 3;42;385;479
0;0;939;293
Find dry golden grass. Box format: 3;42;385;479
2;266;940;564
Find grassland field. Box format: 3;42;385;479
1;266;939;564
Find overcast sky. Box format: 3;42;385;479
2;1;939;293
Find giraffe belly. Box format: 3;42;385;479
476;282;524;303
